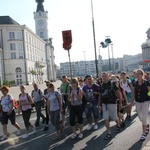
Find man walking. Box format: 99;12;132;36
32;83;46;127
99;72;122;140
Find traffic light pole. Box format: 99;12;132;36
108;45;111;70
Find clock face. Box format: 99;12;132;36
38;20;44;26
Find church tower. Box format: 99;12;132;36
34;0;48;40
34;0;56;81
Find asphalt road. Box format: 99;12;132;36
0;81;150;150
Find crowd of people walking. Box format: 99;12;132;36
0;69;150;142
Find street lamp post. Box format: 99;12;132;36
91;0;98;78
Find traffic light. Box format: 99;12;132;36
100;42;107;48
105;38;112;45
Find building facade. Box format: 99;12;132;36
0;16;47;85
141;28;150;70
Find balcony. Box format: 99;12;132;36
35;61;46;68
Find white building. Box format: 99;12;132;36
141;28;150;70
0;16;47;85
34;0;56;81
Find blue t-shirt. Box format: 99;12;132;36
82;83;99;105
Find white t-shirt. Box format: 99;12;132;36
120;79;131;93
1;94;13;112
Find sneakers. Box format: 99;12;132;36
70;133;77;140
87;124;92;131
93;124;98;130
16;129;21;135
32;128;36;133
0;135;7;141
22;134;29;139
78;133;83;139
140;133;146;141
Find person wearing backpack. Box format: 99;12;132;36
32;83;46;127
0;85;21;141
100;72;122;140
18;85;36;139
46;83;63;141
132;69;150;141
60;75;71;131
120;71;134;121
68;78;83;139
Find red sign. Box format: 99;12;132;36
144;60;150;62
62;30;72;45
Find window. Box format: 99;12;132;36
17;32;22;39
10;43;16;50
11;52;16;59
19;52;24;59
39;32;44;38
9;32;15;39
18;43;23;51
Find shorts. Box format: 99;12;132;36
126;92;132;103
102;104;117;121
1;109;16;125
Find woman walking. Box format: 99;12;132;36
18;85;36;139
0;85;21;141
132;69;150;141
46;83;63;141
68;78;83;139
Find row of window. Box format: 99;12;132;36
10;52;24;59
9;32;22;40
25;33;45;49
10;43;23;51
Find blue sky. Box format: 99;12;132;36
0;0;150;66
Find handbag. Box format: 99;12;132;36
85;102;93;108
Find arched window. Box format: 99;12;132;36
15;67;22;85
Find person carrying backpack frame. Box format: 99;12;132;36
131;69;150;141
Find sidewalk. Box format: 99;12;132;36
142;140;150;150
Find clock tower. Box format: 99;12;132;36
34;0;56;81
34;0;48;40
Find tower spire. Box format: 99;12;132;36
36;0;45;12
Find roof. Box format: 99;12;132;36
36;0;45;12
0;16;20;25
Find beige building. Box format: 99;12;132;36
0;16;47;85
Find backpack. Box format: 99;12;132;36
19;93;34;108
1;94;19;109
101;81;118;104
31;89;41;98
